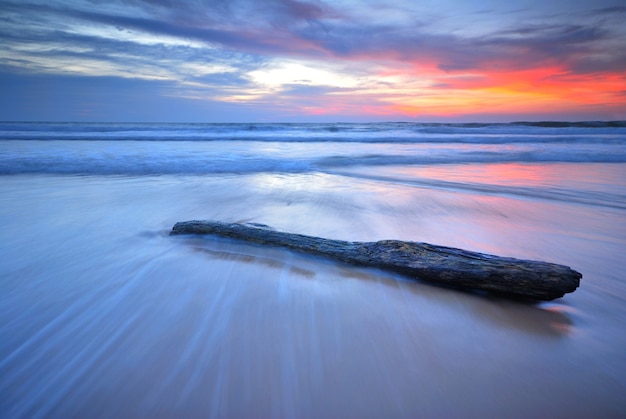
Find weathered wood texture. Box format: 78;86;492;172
170;220;581;300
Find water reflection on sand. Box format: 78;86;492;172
1;170;625;417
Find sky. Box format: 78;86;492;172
1;0;625;122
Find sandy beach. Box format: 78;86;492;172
1;165;624;417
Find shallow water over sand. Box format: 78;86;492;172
1;166;625;418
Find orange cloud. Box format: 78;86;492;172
382;65;626;118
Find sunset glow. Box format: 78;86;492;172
1;0;625;122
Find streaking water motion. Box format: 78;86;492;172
1;122;625;417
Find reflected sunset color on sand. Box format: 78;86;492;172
1;122;625;417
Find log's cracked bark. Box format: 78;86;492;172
170;220;581;301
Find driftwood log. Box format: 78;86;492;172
170;220;581;300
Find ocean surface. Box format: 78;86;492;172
1;121;625;417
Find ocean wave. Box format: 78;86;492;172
1;122;625;143
0;154;314;175
1;149;625;175
1;122;625;175
317;150;626;167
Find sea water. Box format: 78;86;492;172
1;122;625;417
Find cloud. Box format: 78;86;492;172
592;5;626;14
3;0;624;75
1;0;624;121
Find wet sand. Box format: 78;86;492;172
1;170;625;417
